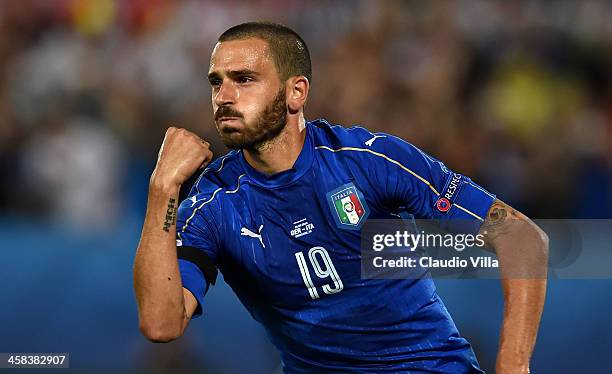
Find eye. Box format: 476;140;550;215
237;76;253;84
209;78;222;87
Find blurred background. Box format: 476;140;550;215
1;0;611;372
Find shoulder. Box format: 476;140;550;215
179;151;243;215
309;118;425;163
308;118;380;148
191;150;244;195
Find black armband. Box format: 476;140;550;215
177;246;218;285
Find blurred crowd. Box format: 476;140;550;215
1;0;612;228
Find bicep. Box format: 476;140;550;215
371;135;495;229
176;196;221;319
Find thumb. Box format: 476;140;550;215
199;154;213;169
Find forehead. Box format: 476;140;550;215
209;38;275;74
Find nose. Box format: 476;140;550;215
214;80;237;107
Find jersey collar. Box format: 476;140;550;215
239;122;314;189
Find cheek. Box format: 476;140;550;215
240;99;266;121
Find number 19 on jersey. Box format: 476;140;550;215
295;246;344;300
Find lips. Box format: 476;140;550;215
218;117;239;122
216;117;242;133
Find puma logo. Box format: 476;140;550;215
241;224;265;248
365;134;386;147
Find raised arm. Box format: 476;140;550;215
479;199;549;374
133;127;212;343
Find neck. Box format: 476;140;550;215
243;112;307;175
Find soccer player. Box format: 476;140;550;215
134;22;548;373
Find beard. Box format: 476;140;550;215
215;87;288;151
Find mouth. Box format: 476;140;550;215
217;116;241;122
217;117;244;134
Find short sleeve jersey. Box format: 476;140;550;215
176;119;495;373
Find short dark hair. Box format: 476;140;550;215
218;21;312;83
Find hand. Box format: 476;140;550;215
151;126;213;190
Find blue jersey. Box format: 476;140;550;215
176;119;495;373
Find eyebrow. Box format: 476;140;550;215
207;69;261;80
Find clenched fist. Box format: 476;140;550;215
150;127;213;191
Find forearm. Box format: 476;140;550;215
479;199;548;372
491;220;548;371
497;277;546;370
133;179;186;341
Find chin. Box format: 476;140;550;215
220;133;249;150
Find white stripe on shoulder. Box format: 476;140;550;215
226;174;246;194
195;153;233;193
315;144;486;221
182;187;223;233
181;173;246;233
315;145;440;196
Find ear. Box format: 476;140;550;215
286;76;309;114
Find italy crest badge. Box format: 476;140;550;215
327;182;369;229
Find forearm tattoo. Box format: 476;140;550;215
162;198;177;232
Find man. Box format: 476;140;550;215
134;22;548;373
